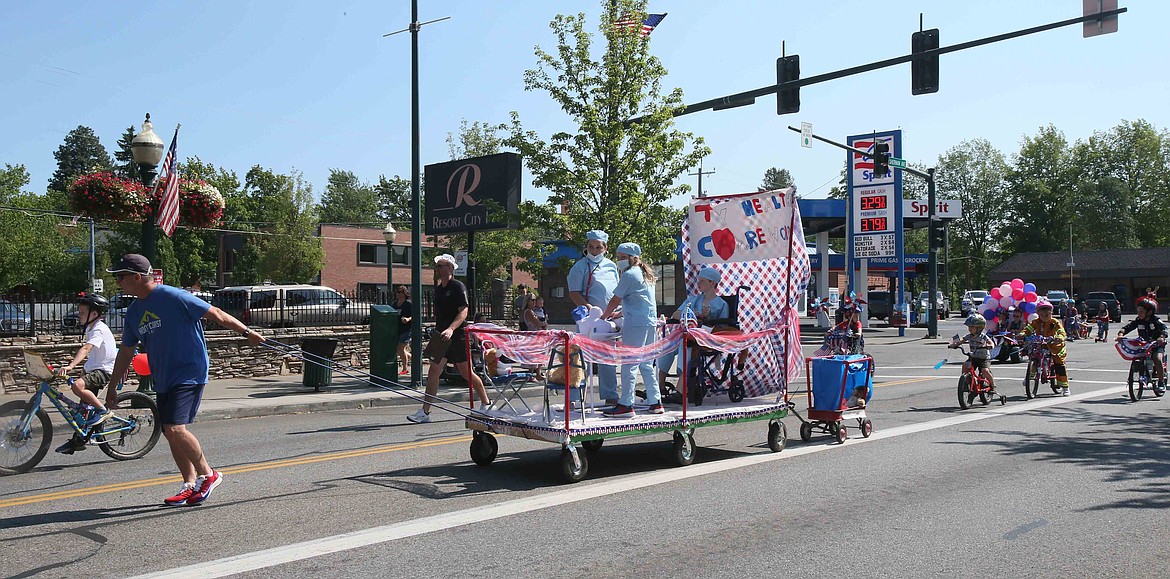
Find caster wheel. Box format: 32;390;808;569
767;421;787;453
799;422;812;442
470;431;498;466
582;439;603;452
999;395;1007;405
560;446;588;483
672;431;696;466
729;378;745;403
860;419;873;438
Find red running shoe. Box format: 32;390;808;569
164;483;196;506
186;470;223;506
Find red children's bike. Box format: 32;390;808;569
950;341;1007;409
1023;336;1061;399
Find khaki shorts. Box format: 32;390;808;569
80;369;112;393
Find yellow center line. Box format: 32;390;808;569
0;435;470;509
875;376;944;387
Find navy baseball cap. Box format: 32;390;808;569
106;253;152;275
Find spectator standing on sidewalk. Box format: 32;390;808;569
105;254;263;506
407;254;490;423
393;285;413;375
514;283;530;322
567;230;620;405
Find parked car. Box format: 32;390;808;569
1079;291;1121;323
865;291;892;320
1045;290;1070;317
917;290;950;319
960;290;989;317
0;300;31;334
212;284;373;328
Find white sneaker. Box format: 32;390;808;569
406;409;431;423
1061;387;1070;397
473;402;492;414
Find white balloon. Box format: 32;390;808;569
999;295;1013;308
1028;313;1039;322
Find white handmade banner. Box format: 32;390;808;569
688;187;797;264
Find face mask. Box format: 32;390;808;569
616;259;629;271
585;252;603;264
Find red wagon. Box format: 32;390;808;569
790;354;875;444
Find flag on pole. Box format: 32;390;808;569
614;12;666;37
154;125;181;237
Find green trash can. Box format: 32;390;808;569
302;337;338;391
369;305;400;384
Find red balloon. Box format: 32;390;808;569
132;353;151;376
1012;288;1025;301
990;287;1002;299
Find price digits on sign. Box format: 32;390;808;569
859;195;887;211
860;217;887;232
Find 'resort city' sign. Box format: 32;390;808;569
424;152;521;235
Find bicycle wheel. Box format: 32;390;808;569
1024;360;1039;399
95;392;161;461
1127;361;1144;402
0;401;53;475
957;375;972;410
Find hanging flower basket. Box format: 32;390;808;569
147;177;225;230
67;172;149;221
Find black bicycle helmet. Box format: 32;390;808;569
77;292;110;313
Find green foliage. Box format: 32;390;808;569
0;168;90;292
1000;125;1074;255
230;167;323;284
49;126;112;193
504;0;709;264
318;169;380;225
112;125;142;183
935;139;1009;294
760;167;794;191
375;175;412;223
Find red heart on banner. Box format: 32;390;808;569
711;228;736;260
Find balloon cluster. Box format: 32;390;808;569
980;278;1040;331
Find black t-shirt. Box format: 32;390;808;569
434;279;469;335
396;299;413;333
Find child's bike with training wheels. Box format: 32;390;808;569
0;351;161;475
949;339;1006;409
1115;338;1167;401
1022;335;1062;399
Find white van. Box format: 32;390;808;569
212;284;370;327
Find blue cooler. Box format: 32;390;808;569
810;355;872;411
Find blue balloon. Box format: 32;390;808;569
1022;301;1037;314
1023;283;1036;294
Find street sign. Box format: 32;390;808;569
93;278;104;293
800;122;812;148
152;268;164;285
455;250;469;276
889;157;907;169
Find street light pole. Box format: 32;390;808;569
130;114;164;265
383;222;396;302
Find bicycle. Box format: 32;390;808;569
949;341;1006;409
1116;338;1167;402
1023;336;1061;399
0;351;161;475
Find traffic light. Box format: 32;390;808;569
930;225;947;249
911;29;940;95
873;142;890;177
776;55;800;115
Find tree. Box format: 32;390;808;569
374;175;412;223
1077;119;1170;247
0;165;89;292
935;139;1009;294
112;125;142;183
760;167;794;191
230;167;323;284
49;126;112;193
318;169;380;225
504;0;709;263
1001;125;1073;255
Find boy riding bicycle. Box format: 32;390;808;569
1023;299;1070;396
1116;297;1167;387
55;293;117;454
950;314;997;394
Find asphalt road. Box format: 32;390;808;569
2;318;1168;578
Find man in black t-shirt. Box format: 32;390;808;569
407;254;490;423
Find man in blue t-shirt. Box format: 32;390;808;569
105;254;263;507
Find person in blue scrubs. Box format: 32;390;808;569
566;230;620;404
657;266;730;390
601;242;662;416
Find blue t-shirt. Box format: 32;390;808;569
676;293;730;324
613;266;658;327
566;257;620;308
122;285;212;392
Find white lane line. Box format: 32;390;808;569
879;365;1129;374
131;385;1126;579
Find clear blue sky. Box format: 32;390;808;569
1;1;1165;208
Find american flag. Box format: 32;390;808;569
154;125;181;237
614;12;666;37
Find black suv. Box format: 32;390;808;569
866;291;892;320
1080;291;1121;323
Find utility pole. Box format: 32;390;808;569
688;159;715;199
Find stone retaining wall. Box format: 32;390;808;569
0;326;373;395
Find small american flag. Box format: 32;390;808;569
614;12;666;37
154;125;181;237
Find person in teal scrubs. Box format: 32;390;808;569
601;242;662;416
